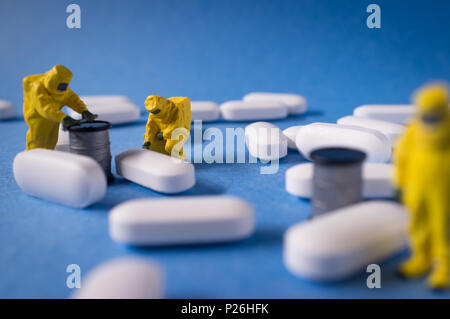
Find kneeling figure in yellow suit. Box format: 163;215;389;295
23;65;97;150
143;95;191;160
394;83;450;290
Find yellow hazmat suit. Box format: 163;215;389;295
394;83;450;289
23;65;88;150
143;95;191;160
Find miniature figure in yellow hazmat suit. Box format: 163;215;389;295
142;95;191;160
23;65;97;150
394;83;450;290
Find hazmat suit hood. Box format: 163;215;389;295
43;65;73;95
413;83;450;148
145;95;176;121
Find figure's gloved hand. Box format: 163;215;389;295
142;141;151;150
394;189;403;203
81;110;98;122
157;132;164;141
62;116;80;130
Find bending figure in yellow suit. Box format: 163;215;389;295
23;65;97;150
394;83;450;290
143;95;191;160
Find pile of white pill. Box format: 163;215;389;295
11;92;416;296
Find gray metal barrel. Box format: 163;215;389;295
310;147;366;217
68;120;114;183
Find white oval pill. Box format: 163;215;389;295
243;92;307;115
0;99;15;119
115;148;195;194
13;149;106;208
285;162;394;198
220;100;288;121
284;201;407;281
295;123;391;162
80;95;131;104
245;122;287;160
72;257;163;299
69;102;140;125
337;116;405;144
282;126;303;149
191;101;220;122
353;104;415;124
109;196;255;246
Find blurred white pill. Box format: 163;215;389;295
0;100;15;119
243;92;307;115
80;95;131;104
191;101;220;122
283;126;303;149
109;196;254;246
285;162;394;198
72;257;163;299
115;148;195;194
284;201;407;281
245;122;287;160
337;116;405;144
220;100;288;121
13;149;106;208
69;101;140;125
295;123;391;162
353;104;415;124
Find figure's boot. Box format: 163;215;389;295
398;253;431;278
428;260;449;290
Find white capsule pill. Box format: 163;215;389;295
353;104;415;124
109;196;255;246
13;149;106;208
284;201;407;281
191;101;220;122
115;148;195;194
285;162;394;198
245;122;287;160
295;123;391;162
72;257;163;299
243;92;307;115
337;116;405;144
220;100;288;121
283;126;303;149
0;99;15;119
69;101;140;125
80;95;131;105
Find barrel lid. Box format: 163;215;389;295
310;147;366;165
68;120;112;132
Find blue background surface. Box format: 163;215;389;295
1;0;450;298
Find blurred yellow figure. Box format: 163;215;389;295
394;83;450;290
23;65;97;150
143;95;191;160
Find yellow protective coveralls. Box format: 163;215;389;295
143;95;191;160
394;84;450;289
23;65;88;150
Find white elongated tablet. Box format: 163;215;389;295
337;116;405;144
80;95;131;104
13;149;106;208
283;126;303;149
72;258;163;299
245;122;287;160
220;100;288;121
353;104;415;124
191;101;220;122
285;162;394;198
243;92;307;115
0;100;15;119
109;196;255;246
284;201;407;281
69;101;140;125
295;123;391;162
115;148;195;194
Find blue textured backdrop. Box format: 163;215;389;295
0;0;449;298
